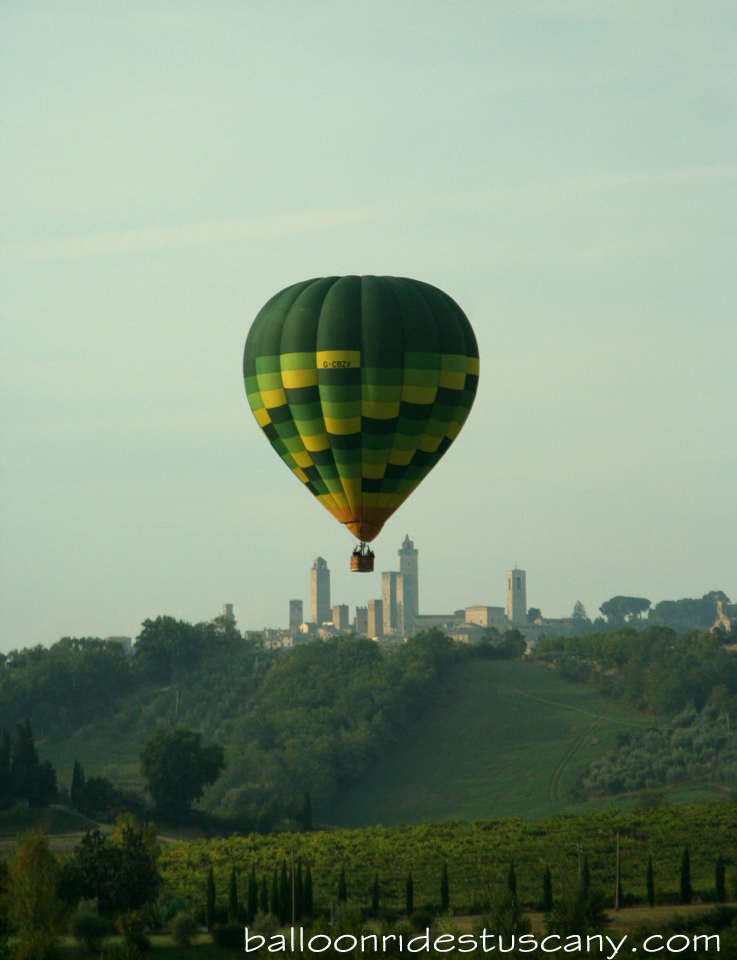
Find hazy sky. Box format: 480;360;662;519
1;1;735;652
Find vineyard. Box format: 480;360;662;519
159;802;736;915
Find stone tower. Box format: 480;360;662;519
397;534;419;636
310;557;331;625
507;568;527;626
289;599;303;631
381;571;399;636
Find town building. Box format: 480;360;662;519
333;604;350;632
354;605;368;636
310;556;331;625
367;599;384;638
289;599;303;631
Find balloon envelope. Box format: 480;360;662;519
244;276;479;542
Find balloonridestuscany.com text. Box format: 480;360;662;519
243;926;720;957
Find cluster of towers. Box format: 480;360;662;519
287;536;419;640
284;537;535;644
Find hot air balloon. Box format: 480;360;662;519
243;276;479;571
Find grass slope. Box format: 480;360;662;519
327;659;721;826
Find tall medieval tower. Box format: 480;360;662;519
397;535;419;636
310;557;331;625
507;568;527;626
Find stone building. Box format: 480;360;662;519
310;556;331;625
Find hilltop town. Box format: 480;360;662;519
255;535;575;649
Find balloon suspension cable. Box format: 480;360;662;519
350;540;375;573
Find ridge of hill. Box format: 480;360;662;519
325;659;723;826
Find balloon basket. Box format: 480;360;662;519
350;543;374;572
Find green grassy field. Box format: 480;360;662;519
326;659;722;826
38;723;146;792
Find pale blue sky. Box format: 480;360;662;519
1;1;735;650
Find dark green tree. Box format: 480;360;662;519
646;856;655;908
581;855;591;896
304;864;313;918
140;726;224;819
483;884;531;942
405;871;414;917
715;855;726;903
10;719;57;806
247;866;259;923
546;886;609;937
338;864;347;904
271;869;279;921
372;874;380;919
507;862;517;903
295;861;304;921
441;862;450;912
260;876;269;916
542;866;553;912
62;823;161;916
680;846;692;905
0;730;11;808
71;759;86;810
228;868;238;923
572;601;587;621
205;866;216;930
599;596;651;625
133;615;208;683
279;860;290;924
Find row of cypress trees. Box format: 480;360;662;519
203;850;729;927
205;860;315;929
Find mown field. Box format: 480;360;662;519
326;659;721;826
160;803;736;915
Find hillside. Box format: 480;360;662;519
325;659;722;826
35;641;728;827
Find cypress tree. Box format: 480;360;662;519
507;862;517;903
440;862;450;913
304;865;314;918
247;866;259;923
372;874;380;919
0;730;10;807
405;871;414;918
542;865;553;912
279;861;290;925
715;855;726;904
295;861;304;921
10;719;40;803
646;856;655;908
680;846;692;905
228;868;238;923
271;869;279;921
205;866;216;930
71;759;85;809
581;855;591;897
260;876;269;916
338;865;347;904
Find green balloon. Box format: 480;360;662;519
244;276;479;542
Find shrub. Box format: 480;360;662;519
72;908;111;953
172;912;199;947
410;906;435;930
